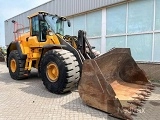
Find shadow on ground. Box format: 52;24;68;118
61;96;119;120
0;64;68;98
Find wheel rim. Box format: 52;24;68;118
46;62;59;82
10;59;17;72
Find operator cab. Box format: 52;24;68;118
28;11;71;42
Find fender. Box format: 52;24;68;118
7;41;27;67
41;44;66;55
38;44;67;72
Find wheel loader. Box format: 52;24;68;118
7;11;154;120
0;47;6;62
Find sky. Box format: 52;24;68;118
0;0;51;47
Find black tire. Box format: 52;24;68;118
8;50;27;80
40;49;80;94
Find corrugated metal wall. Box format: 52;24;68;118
5;0;126;45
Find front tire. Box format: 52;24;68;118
40;49;80;94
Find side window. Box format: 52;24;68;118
32;16;39;36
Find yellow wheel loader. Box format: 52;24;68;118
7;11;154;119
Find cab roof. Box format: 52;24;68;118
27;11;49;19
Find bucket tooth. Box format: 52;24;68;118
147;86;155;91
136;92;150;98
146;84;155;91
139;92;149;97
139;89;151;94
127;100;143;106
132;96;146;101
146;84;155;87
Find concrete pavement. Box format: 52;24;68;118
0;62;160;120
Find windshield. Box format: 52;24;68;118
45;15;64;35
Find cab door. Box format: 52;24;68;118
27;16;40;47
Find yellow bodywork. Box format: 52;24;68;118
11;11;77;72
17;32;61;71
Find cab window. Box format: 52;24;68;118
31;16;39;37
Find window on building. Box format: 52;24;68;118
127;34;152;61
106;36;126;51
73;15;85;36
155;0;160;30
88;38;101;52
128;0;154;33
105;0;157;62
64;18;73;35
63;0;160;62
106;4;126;35
86;11;102;37
153;33;160;61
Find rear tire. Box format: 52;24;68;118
8;50;27;80
40;49;80;94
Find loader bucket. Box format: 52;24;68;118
78;48;154;120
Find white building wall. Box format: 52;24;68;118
5;0;160;62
